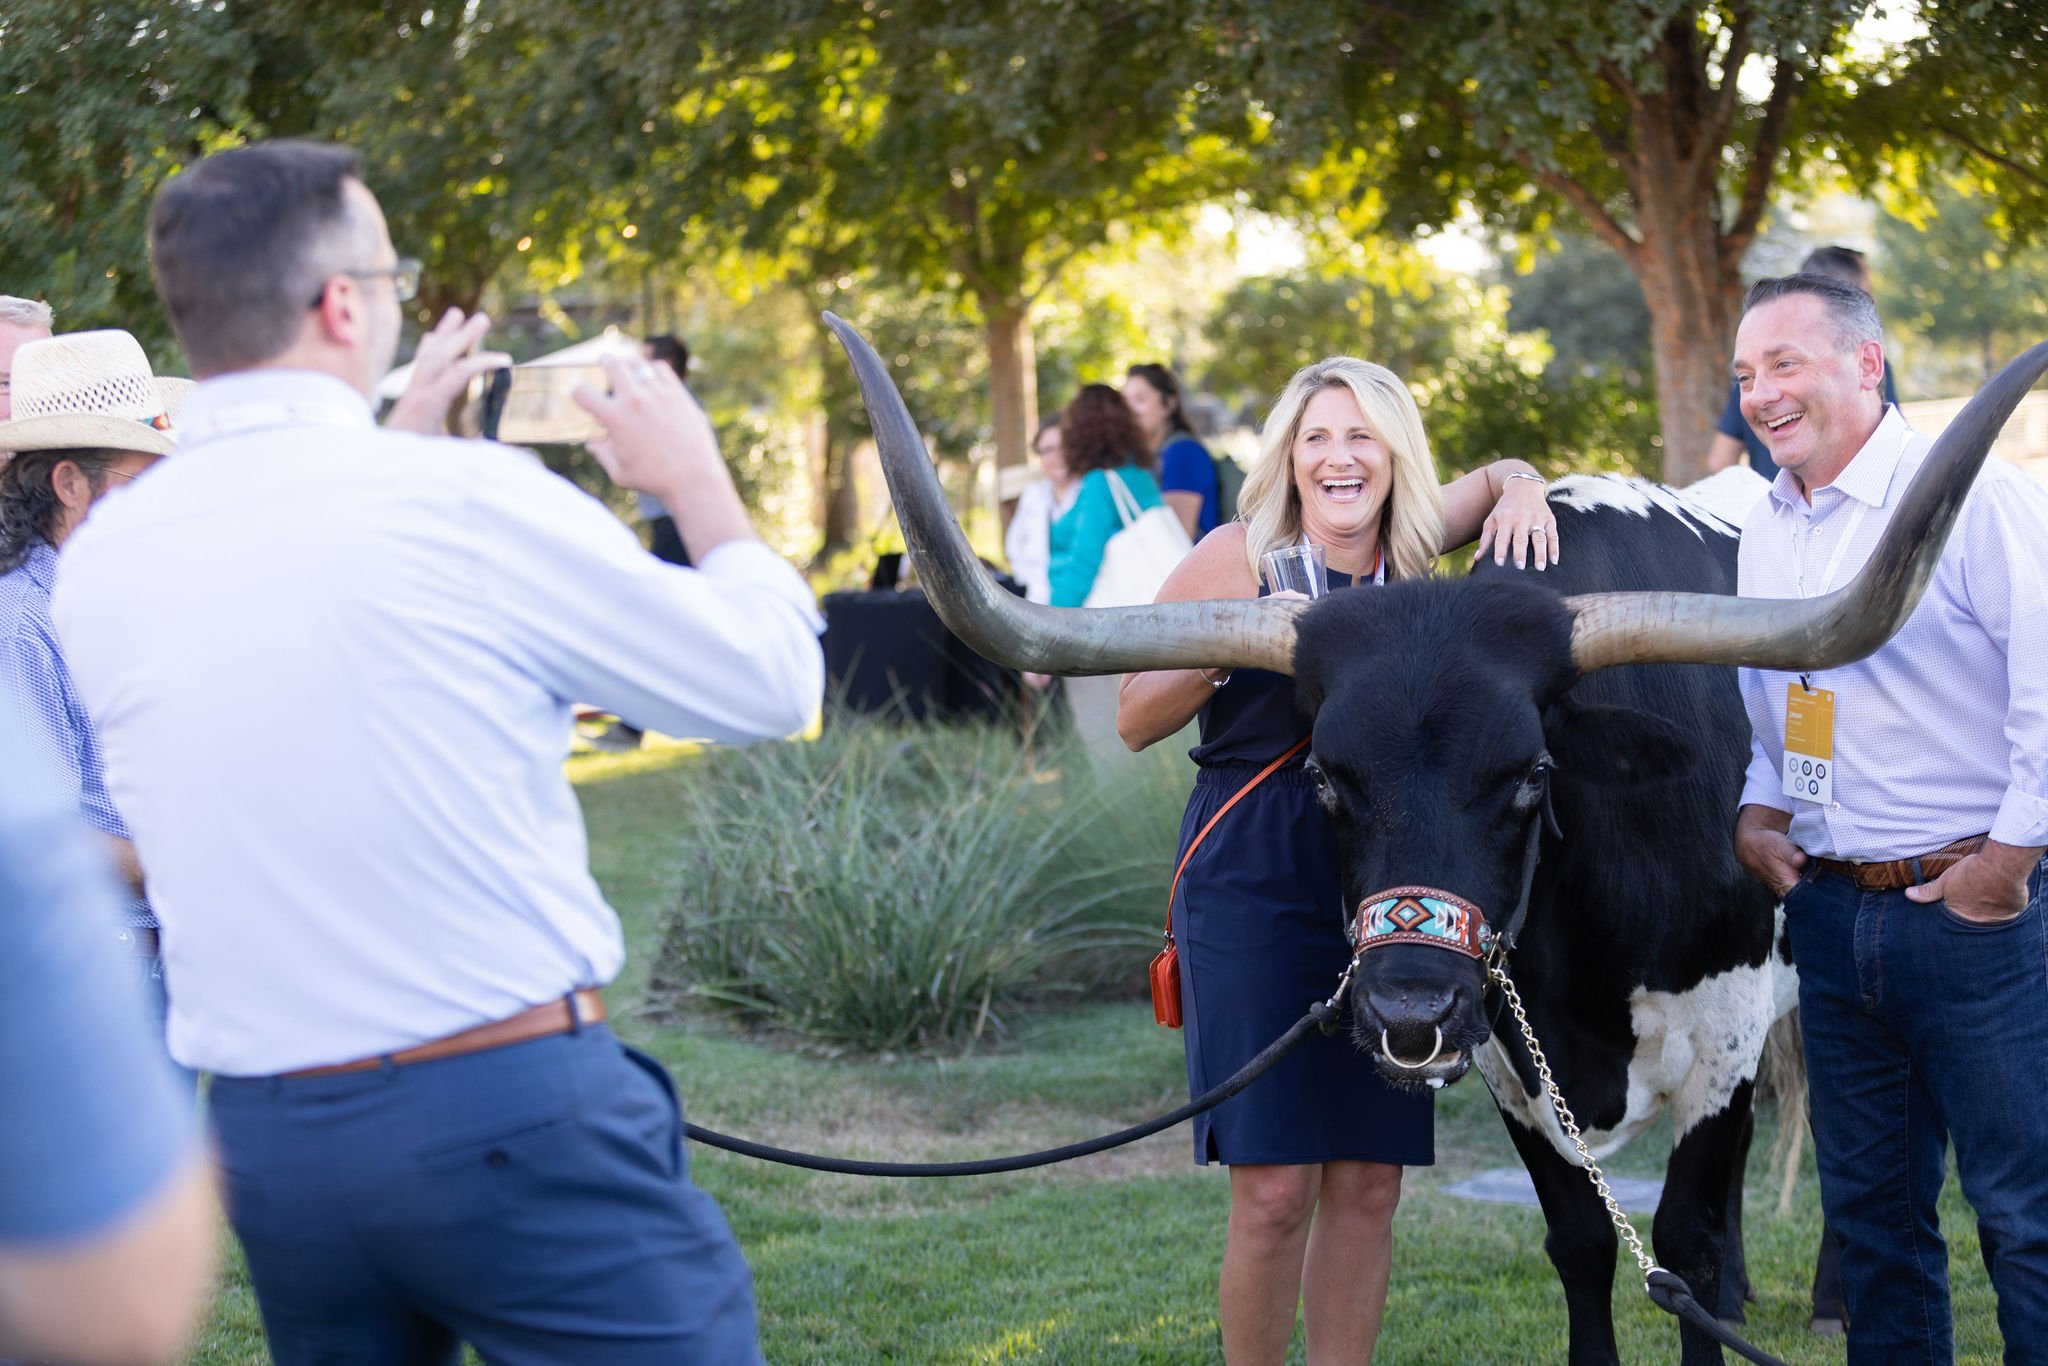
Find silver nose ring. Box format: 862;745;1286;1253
1381;1026;1446;1070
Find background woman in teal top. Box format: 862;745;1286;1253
1046;383;1166;608
1046;383;1170;757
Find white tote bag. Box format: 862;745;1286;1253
1082;470;1193;609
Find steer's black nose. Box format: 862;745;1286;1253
1362;981;1465;1038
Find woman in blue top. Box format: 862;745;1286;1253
1125;362;1219;541
1117;356;1559;1364
1048;383;1172;752
1046;383;1166;609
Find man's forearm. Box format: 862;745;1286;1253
1735;802;1793;837
0;1151;216;1366
1980;838;2048;882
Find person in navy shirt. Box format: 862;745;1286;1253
1125;362;1219;539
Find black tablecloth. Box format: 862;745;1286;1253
821;588;1021;723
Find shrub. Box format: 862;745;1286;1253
655;716;1194;1053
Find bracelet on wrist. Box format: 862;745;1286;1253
1199;667;1231;689
1504;470;1546;490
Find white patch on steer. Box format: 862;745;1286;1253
1679;466;1772;527
1478;910;1798;1168
1547;474;1749;543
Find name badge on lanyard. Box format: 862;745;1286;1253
1779;498;1870;805
1783;682;1835;803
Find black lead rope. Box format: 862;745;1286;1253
1646;1272;1791;1366
682;995;1343;1177
684;806;1789;1366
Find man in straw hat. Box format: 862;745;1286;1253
0;295;55;422
54;140;818;1363
0;327;191;1078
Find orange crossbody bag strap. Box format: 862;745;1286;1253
1165;735;1312;931
1151;736;1311;1028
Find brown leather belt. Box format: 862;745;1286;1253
1813;834;1988;892
284;990;606;1078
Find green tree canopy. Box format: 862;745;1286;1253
1877;182;2048;385
1219;0;1884;482
0;2;250;362
1203;242;1659;477
582;0;1259;500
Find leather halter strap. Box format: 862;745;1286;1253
1348;779;1558;962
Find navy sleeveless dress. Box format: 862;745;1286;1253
1173;570;1435;1166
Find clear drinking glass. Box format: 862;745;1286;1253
1260;543;1327;598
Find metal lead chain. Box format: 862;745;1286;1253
1488;961;1662;1284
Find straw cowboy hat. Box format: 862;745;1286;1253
0;329;194;458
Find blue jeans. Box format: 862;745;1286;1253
1785;856;2048;1365
210;1024;761;1365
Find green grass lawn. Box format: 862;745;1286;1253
183;743;2006;1364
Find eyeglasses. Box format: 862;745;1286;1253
309;256;421;308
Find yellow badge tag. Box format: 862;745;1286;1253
1782;682;1835;803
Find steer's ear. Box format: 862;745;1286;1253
1543;701;1698;787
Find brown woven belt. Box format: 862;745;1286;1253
1812;834;1988;892
284;989;606;1078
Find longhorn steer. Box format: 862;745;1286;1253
1300;476;1792;1365
828;310;2048;1364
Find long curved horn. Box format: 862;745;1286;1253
825;311;1304;676
1568;339;2048;673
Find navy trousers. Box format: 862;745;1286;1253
1786;855;2048;1365
210;1024;761;1365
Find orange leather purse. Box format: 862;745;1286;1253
1153;737;1310;1028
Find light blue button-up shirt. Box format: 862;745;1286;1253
0;538;154;928
54;370;824;1075
1738;405;2048;860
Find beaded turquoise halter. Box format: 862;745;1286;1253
1350;886;1494;960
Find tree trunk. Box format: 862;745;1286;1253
981;295;1038;525
1618;57;1750;488
1638;250;1743;485
1530;14;1802;486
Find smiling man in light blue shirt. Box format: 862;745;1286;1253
1731;271;2048;1363
54;140;819;1365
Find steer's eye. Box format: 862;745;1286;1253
1513;755;1554;810
1304;756;1339;813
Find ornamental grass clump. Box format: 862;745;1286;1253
658;717;1184;1053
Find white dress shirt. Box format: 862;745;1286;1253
1003;478;1076;605
53;370;824;1075
1738;405;2048;860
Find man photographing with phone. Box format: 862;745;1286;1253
53;140;820;1364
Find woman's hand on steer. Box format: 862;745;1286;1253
1474;474;1560;572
